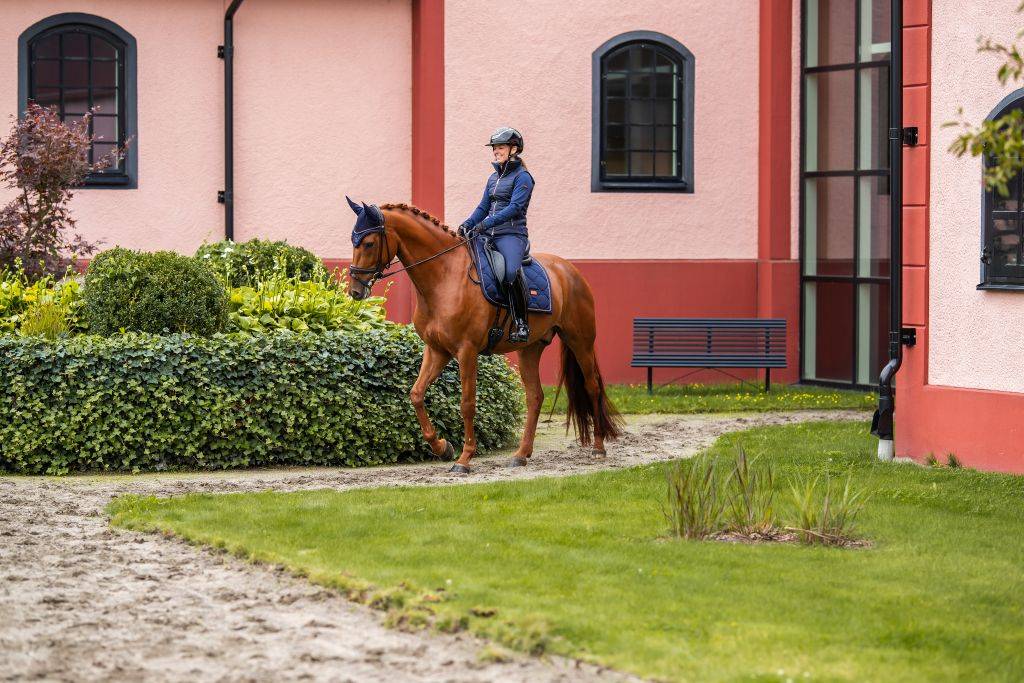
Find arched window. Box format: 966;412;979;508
592;31;694;193
980;89;1024;289
18;14;137;188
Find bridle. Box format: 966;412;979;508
349;217;475;291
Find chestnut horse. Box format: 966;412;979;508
346;199;622;473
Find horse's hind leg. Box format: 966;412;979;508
410;345;454;460
511;342;546;466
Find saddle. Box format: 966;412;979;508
469;237;552;315
482;240;533;281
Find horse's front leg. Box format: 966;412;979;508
410;345;454;459
450;346;479;474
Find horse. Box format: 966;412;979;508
345;198;622;473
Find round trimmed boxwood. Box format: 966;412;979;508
0;325;524;474
83;248;228;336
196;238;322;286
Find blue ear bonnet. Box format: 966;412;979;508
346;196;385;246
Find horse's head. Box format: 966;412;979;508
346;196;396;300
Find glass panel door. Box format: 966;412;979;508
801;0;893;386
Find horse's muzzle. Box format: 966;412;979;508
349;288;366;301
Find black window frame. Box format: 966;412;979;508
18;13;138;189
979;88;1024;290
591;30;695;193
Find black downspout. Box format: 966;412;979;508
871;0;907;459
219;0;245;241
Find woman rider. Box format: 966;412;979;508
458;126;535;343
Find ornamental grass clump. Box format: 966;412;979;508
18;302;68;340
787;474;868;546
83;247;228;336
664;454;726;540
723;446;779;537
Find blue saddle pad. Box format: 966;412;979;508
471;238;552;314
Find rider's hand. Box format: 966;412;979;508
458;223;472;238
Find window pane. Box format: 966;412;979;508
992;217;1021;273
63;32;88;59
604;151;627;176
605;124;626;150
858;66;890;170
654;100;675;126
859;0;892;62
605;72;626;98
34;34;60;58
630;125;653;150
804;177;855;276
93;115;117;142
32;87;61;109
992;179;1020;212
64;114;87;132
63;60;89;88
806;0;856;67
856;282;890;385
606;48;629;72
93;142;119;171
654;153;674;177
655;126;675;151
93;88;118;115
630;100;652;125
803;281;854;383
654;52;677;74
64;89;89;114
92;35;118;60
858;176;891;277
92;60;117;88
606;98;626;123
32;60;60;86
631;72;652;98
630;46;655;71
654;73;676;98
630;152;653;176
805;70;855;171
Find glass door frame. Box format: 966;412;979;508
798;0;902;389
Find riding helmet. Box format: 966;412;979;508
485;126;524;153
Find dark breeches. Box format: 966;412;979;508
491;234;528;285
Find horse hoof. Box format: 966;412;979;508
507;457;529;468
449;463;471;474
591;448;607;458
443;440;455;460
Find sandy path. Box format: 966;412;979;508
0;410;866;683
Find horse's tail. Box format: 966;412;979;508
558;341;624;447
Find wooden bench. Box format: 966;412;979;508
630;318;787;394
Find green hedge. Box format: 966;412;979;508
197;238;322;287
0;326;523;474
84;248;228;336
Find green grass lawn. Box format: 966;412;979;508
110;422;1024;682
542;382;876;414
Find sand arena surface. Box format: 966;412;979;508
0;410;866;682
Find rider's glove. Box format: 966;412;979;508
457;223;473;238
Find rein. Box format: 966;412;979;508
349;219;476;290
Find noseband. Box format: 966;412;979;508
349;218;475;290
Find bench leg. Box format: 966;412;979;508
647;367;653;395
765;368;771;393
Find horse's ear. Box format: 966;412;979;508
362;202;383;226
345;195;363;215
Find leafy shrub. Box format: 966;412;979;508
83;247;228;336
1;263;85;334
0;325;524;474
788;475;868;546
664;454;726;539
227;270;386;334
724;446;777;536
0;104;122;280
197;238;322;287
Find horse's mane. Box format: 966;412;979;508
380;203;455;235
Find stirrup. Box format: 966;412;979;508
509;319;530;343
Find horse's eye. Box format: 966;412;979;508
363;241;375;249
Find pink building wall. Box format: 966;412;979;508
442;0;761;261
0;0;412;259
927;0;1024;394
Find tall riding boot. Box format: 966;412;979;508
507;270;530;343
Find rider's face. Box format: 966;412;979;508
491;144;512;163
